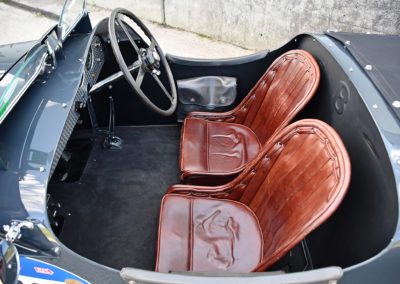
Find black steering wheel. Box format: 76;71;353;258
108;8;177;116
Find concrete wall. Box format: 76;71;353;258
95;0;400;50
94;0;163;23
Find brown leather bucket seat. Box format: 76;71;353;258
156;119;351;273
179;50;320;184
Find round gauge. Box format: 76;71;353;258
85;46;93;70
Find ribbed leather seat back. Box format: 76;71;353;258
235;119;350;271
241;50;320;144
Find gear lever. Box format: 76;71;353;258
103;96;122;149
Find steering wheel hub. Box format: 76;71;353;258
140;48;160;73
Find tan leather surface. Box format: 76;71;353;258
161;119;351;272
156;194;263;273
180;50;320;184
180;118;261;181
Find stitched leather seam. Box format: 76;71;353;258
261;135;321;201
180;119;187;172
251;58;311;140
189;197;194;271
239;92;256;125
262;170;336;258
261;157;333;234
248;134;310;209
155;195;168;272
267;71;310;127
245;74;274;127
247;56;290;130
206;120;209;172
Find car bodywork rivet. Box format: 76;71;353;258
365;65;372;71
53;246;61;255
39;167;45;172
372;104;378;109
392;101;400;108
62;103;67;108
349;67;353;72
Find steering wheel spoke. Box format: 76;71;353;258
117;14;140;54
152;74;173;102
149;39;157;52
136;66;146;87
130;60;142;71
109;8;177;116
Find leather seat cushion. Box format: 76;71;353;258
180;118;261;174
156;194;263;272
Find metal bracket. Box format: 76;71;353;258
86;95;102;133
45;31;64;70
3;220;35;243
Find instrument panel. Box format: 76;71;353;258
76;35;104;104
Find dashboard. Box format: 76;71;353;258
50;35;104;177
79;35;105;103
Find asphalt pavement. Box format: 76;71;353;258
0;0;254;58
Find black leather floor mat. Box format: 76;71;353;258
49;125;180;270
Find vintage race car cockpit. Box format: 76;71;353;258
0;1;399;283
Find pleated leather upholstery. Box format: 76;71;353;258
180;50;320;184
159;119;351;272
156;195;262;273
180;118;261;184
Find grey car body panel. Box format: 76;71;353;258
311;34;400;283
121;266;343;284
0;11;399;283
166;49;269;67
0;33;90;240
